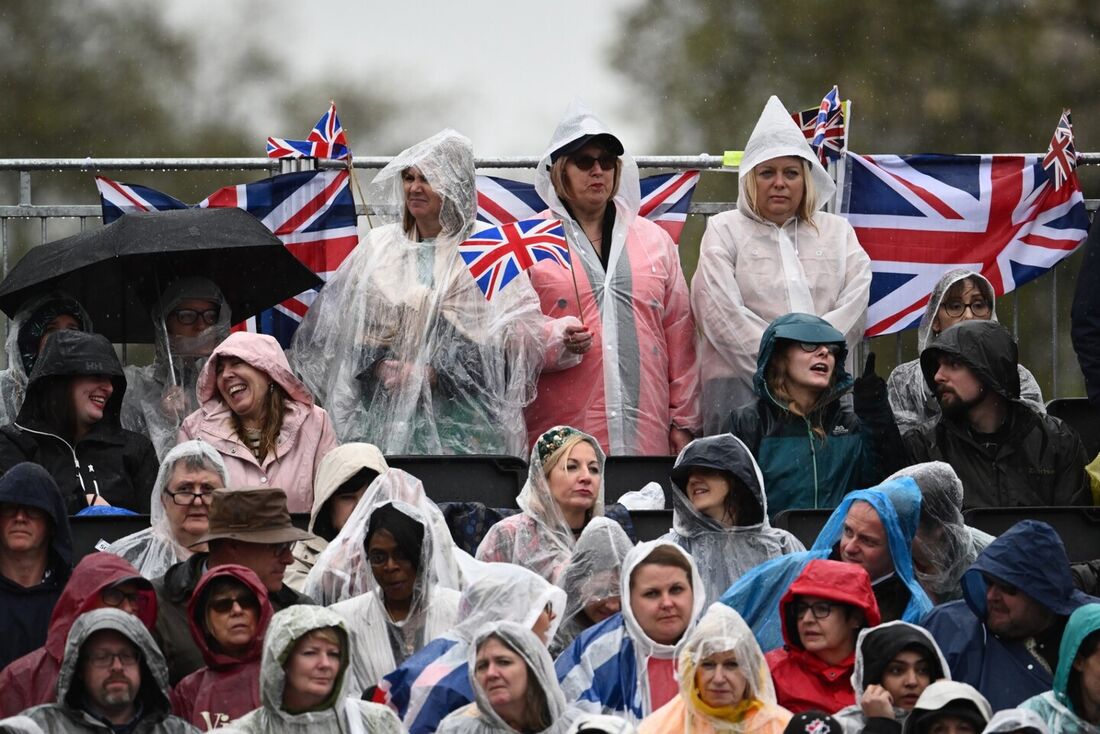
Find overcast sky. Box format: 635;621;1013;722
162;0;651;158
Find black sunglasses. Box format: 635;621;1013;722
570;153;618;171
207;593;260;614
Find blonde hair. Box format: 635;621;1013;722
298;626;343;649
742;158;818;225
549;155;622;207
541;433;595;476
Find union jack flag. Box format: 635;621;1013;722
266;102;350;160
841;152;1089;337
474;170;701;244
458;218;569;300
792;87;845;163
1043;109;1077;191
96;170;358;346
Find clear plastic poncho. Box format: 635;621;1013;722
437;621;586;734
105;440;229;578
886;462;994;603
664;434;805;606
550;516;634;657
303;467;462;605
222;605;404;734
0;292;92;426
326;495;463;695
122;277;231;460
476;427;607;583
291;129;553;456
886;269;1045;432
983;709;1051;734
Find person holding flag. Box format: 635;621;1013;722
523;100;701;456
292;129;578;456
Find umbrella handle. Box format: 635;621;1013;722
158;315;178;387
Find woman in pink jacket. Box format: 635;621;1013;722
178;332;338;513
525;101;701;455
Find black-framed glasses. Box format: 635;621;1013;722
570;153;617;171
797;342;841;355
368;549;414;567
0;503;47;520
101;587;144;608
86;649;139;669
207;593;260;614
792;601;841;620
941;300;991;318
165;489;214;506
171;308;220;326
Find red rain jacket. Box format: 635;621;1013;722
765;559;881;714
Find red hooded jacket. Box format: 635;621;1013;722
765;559;881;715
170;564;273;729
0;552;156;717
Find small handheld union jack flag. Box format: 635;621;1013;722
1043;108;1077;191
792;86;845;163
458;218;570;301
266;102;350;160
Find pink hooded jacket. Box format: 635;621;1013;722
524;102;701;455
178;332;338;513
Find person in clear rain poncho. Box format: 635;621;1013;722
292;129;576;456
639;604;793;734
0;293;91;427
106;440;229;579
550;516;634;658
983;710;1050;734
886;269;1044;432
523;100;701;455
371;562;567;734
477;425;606;584
692;95;871;429
663;434;804;606
437;621;587;734
220;605;403;734
122;277;231;461
1021;603;1100;734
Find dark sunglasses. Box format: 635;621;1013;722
207;593;260;614
570;153;618;171
798;342;841;355
101;587;145;608
171;308;220;326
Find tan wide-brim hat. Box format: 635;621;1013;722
189;487;315;548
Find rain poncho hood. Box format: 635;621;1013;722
374;562;566;734
983;709;1051;734
919;320;1021;401
195;331;313;406
0;461;71;577
19;329;126;426
737;96;835;222
720;477;932;653
777;560;882;652
666;434;804;605
438;621;584;734
106;441;228;579
226;605;403;734
292;129;552;457
476;427;606;583
186;564;273;670
303;467;461;605
1020;604;1100;734
525;100;700;454
556;541;707;723
917;269;999;352
754;313;852;406
551;517;634;657
0;293;91;427
902;681;992;734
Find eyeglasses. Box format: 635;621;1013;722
270;542;293;557
164;489;214;506
207;593;260;614
86;649;139;669
570;153;618;171
0;503;47;520
171;308;220;326
941;300;991;318
792;601;841;620
981;573;1019;596
367;549;414;567
797;342;841;355
101;587;145;608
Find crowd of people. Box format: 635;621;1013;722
0;95;1097;733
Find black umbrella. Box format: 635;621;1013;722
0;208;324;342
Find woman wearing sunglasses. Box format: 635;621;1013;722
171;565;273;729
523;101;700;455
724;313;903;517
692;96;872;433
123;277;231;461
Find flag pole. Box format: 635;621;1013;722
344;152;373;230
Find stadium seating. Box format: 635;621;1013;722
385;454;526;509
628;509;674;541
69;514;152;560
963;506;1100;562
1047;397;1100;458
771;508;832;548
603;455;675;507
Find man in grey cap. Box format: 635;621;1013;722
150;487;315;685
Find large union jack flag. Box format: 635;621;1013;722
792;86;845;163
266;102;350;160
1043;109;1077;191
474;170;701;244
458;218;569;300
841;152;1089;337
95;170;358;346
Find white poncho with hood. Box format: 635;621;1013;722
691;95;872;427
886;268;1044;432
223;605;403;734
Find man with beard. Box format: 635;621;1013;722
903;320;1088;509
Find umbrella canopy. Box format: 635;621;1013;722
0;208;323;342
